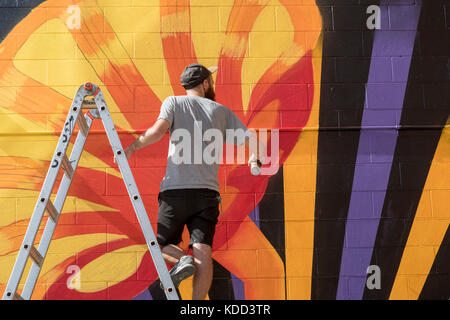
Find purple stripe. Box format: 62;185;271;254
249;204;260;229
336;0;422;300
231;272;246;300
132;289;152;300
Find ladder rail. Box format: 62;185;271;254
21;113;93;299
2;95;84;300
94;89;179;300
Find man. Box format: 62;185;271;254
124;63;262;300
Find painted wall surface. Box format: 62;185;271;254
0;0;448;300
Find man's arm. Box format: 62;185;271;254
245;130;269;176
124;119;170;160
245;130;267;165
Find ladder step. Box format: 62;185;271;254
77;113;89;137
45;200;59;223
61;155;74;179
29;246;44;267
13;293;24;300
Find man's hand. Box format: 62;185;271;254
124;145;134;161
114;119;169;164
114;145;134;164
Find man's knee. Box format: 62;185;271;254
192;243;212;268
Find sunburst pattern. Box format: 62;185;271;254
0;0;320;299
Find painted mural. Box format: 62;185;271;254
0;0;448;300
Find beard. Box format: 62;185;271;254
205;86;216;101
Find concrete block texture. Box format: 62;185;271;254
0;0;448;301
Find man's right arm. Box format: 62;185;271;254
245;130;267;166
124;97;174;160
124;119;170;160
226;108;266;167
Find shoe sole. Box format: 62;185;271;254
170;263;195;287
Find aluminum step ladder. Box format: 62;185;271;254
2;83;178;300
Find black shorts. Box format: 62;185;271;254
157;188;221;248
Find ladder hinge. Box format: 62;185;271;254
81;99;97;109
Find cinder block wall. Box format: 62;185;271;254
0;0;448;300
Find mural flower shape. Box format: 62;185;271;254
0;0;321;299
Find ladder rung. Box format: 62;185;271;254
29;246;44;267
13;293;24;300
45;200;59;222
61;155;74;179
77;113;89;136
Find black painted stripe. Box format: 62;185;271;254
258;166;286;299
258;167;286;265
311;1;379;300
0;1;46;41
208;260;236;300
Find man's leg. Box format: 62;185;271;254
158;244;195;290
160;244;185;264
191;243;213;300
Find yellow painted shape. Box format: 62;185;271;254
47;234;128;256
0;108;47;134
191;26;223;72
77;244;146;293
133;59;165;86
14;32;76;61
283;36;322;300
241;1;294;111
221;33;249;59
390;126;450;300
249;32;293;59
389;275;409;300
97;0;132;7
0;67;45;129
177;274;194;300
0;189;40;198
12;17;133;132
0;138;121;178
218;5;233;33
75;197;118;214
0;198;16;227
213;216;285;299
431;189;450;219
15;194;117;223
0;233;126;284
254;3;277;32
178;275;210;300
105;4;174;102
284;164;317;193
190;6;219;33
103;5;160;33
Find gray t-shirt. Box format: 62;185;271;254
157;95;248;192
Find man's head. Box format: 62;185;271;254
180;64;217;101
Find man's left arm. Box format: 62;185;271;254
124;119;170;160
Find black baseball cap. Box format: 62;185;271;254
180;63;218;89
